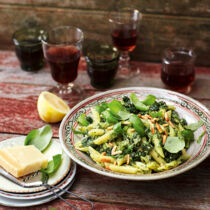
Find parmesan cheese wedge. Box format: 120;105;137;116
0;145;48;178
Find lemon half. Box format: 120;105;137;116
37;91;70;123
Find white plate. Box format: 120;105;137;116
0;161;76;200
0;178;75;207
59;87;210;180
0;136;71;193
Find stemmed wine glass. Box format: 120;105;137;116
109;8;142;78
42;26;84;102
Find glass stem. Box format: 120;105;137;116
119;51;130;69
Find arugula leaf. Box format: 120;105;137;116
24;125;52;152
164;136;185;153
130;93;149;111
185;120;204;131
142;94;156;105
196;131;206;143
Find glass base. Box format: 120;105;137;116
49;83;84;106
116;64;140;79
164;84;192;94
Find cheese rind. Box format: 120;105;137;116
0;145;48;178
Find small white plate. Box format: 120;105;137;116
0;178;75;207
0;161;76;200
0;136;71;193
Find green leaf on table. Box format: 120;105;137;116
108;100;130;120
142;94;156;106
164;136;185;153
185;120;204;131
130;93;149;111
24;125;52;152
196;130;206;143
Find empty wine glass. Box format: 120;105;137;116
42;26;84;102
109;8;142;78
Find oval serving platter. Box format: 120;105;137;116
60;87;210;181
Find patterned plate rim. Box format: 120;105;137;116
59;87;210;181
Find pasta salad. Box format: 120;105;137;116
73;93;204;174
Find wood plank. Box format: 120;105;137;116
0;0;210;17
0;5;210;65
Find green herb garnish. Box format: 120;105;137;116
24;125;52;152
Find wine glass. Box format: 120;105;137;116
109;8;142;78
42;26;84;102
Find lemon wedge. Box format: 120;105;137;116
37;91;70;123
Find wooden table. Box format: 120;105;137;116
0;51;209;210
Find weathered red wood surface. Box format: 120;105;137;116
0;51;209;210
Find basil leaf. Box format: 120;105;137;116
102;110;118;124
95;103;108;114
43;154;62;175
129;114;145;137
108;100;130;120
185;120;204;131
24;125;52;152
113;122;123;135
142;94;156;105
130;93;149;111
164;136;185;153
77;113;89;126
196;131;206;143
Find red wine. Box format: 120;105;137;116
46;46;80;84
161;51;195;92
111;29;137;51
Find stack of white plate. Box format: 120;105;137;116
0;136;76;207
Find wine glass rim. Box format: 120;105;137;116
163;47;196;60
41;25;84;46
108;8;142;24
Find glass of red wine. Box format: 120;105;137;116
109;8;141;78
42;26;84;101
161;48;196;94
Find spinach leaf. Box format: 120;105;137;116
41;154;62;183
113;122;123;135
102;110;118;124
129;114;145;137
72;127;87;135
185;120;204;131
130;93;149;111
95;103;108;114
196;131;206;143
43;154;62;174
142;94;156;105
77;113;89;126
24;125;52;152
108;100;130;120
164;136;185;153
